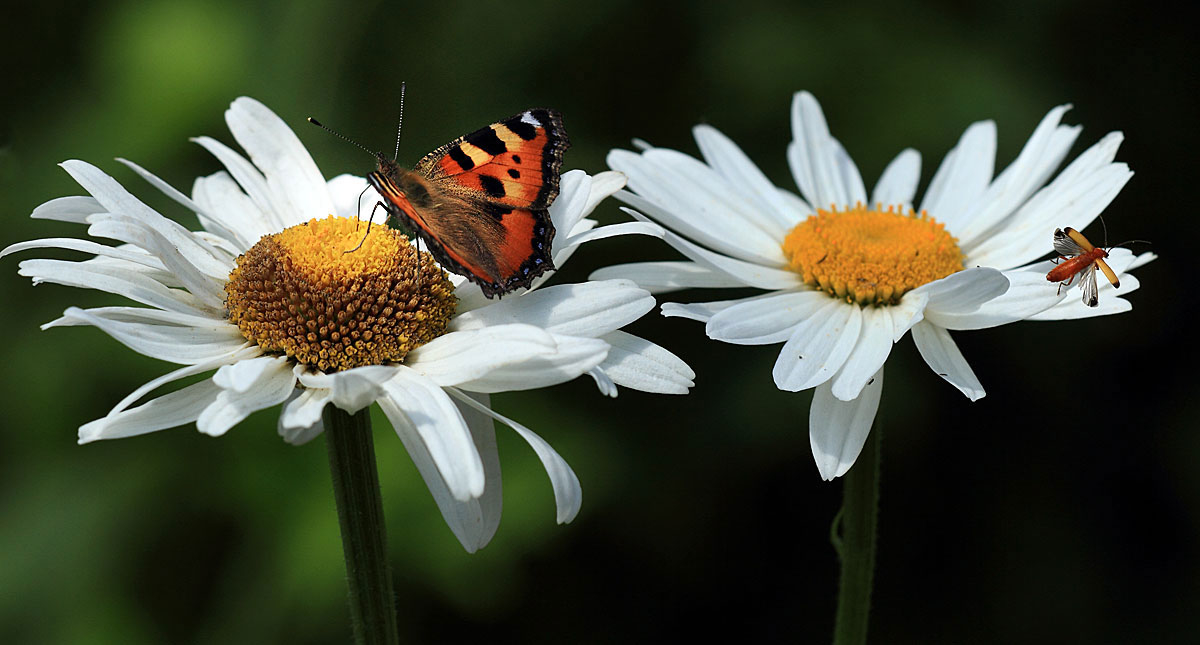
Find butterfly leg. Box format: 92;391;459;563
344;201;387;254
353;184;371;230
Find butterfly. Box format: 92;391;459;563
356;108;569;299
1046;227;1119;307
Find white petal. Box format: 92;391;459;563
966;162;1133;270
596;330;695;394
47;306;244;365
449;389;582;524
94;345;259;422
2;237;166;272
79;379;222;443
580;171;627;220
406;324;558;387
278;387;330;445
31;196;103;223
88;214;228;308
192;135;285;232
214;355;289;392
890;291;928;341
789;91;848;209
926;269;1064;330
588;367;619;398
920;120;996;230
706;290;829;345
561;221;663;249
773;300;862;392
60;160;230;279
549;170;593;237
225;96;336;225
692;124;798;235
453;334;610;393
660;295;751;323
870;149;921;210
589;261;745;294
608;164;787;266
387;390;502;553
197;356;296;436
910;321;985;400
965;130;1128;266
296;365;396;414
619;208;804;291
192;171;271;248
954;106;1079;245
831;138;868;205
915;267;1009;316
115;157;205;217
450;280;654;338
378;367;484;500
810;367;883;480
831;307;895;401
42;305;232;331
1029;272;1139;320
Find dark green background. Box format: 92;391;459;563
1;1;1193;642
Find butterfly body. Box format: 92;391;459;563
366;108;568;298
1046;227;1119;307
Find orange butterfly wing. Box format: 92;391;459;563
376;109;568;298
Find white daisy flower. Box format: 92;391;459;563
3;97;692;552
599;91;1154;481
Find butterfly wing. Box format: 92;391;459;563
412;109;569;297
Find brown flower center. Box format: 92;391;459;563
225;217;456;371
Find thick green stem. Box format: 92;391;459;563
324;406;399;645
831;422;881;645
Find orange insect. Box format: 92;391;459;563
1046;227;1119;307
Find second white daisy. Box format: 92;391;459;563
598;91;1154;480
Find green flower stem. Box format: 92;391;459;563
324;406;399;645
831;421;881;645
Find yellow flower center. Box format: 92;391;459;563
782;204;964;305
225;217;456;371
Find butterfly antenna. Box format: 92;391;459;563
393;82;406;161
307;117;382;160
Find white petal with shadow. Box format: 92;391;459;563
450;389;581;525
79;379;222;443
378;367;484;501
450;280;653;338
406;324;558;386
596;330;695;394
225;97;336;226
773;300;862;392
871;149;921;210
910;321;985;400
706;290;829;345
589;261;745;294
831;306;894;401
810;367;883;480
198;356;296;436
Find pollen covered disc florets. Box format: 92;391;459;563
225;217;456;371
783;203;964;305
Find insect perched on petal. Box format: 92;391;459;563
1046;227;1120;307
310;97;569;299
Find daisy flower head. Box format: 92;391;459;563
3;97;692;552
600;91;1154;481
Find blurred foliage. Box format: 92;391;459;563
1;0;1195;643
